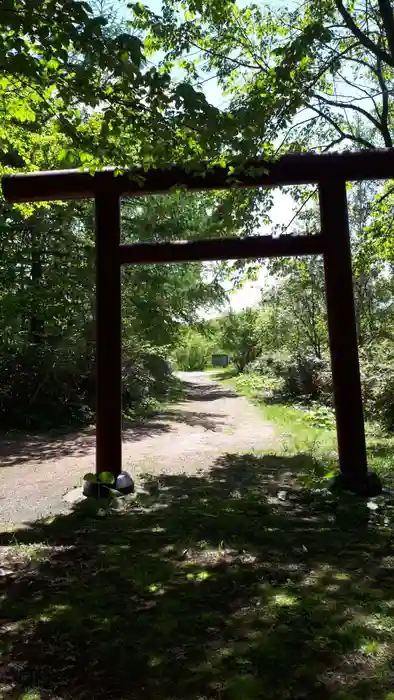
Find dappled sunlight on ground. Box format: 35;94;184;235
1;452;394;699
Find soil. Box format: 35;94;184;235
0;372;276;527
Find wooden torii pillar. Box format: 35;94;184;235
3;149;391;497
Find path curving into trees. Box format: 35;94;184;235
0;372;276;527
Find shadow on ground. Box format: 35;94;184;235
1;452;394;699
180;379;238;403
0;380;232;468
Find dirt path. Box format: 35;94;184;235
0;372;276;527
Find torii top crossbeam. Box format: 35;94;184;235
2;149;394;203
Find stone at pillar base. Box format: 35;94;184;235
82;480;111;499
114;472;135;495
328;468;382;497
82;471;134;498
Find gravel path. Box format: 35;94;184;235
0;372;276;527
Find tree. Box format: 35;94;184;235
0;0;225;170
0;175;233;428
121;191;230;347
220;308;259;371
132;0;394;154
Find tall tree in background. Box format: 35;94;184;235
132;0;394;154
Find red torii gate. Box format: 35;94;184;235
3;149;392;497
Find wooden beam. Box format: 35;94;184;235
95;191;122;479
119;234;324;265
319;179;368;488
3;149;394;202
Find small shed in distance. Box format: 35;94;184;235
211;354;229;368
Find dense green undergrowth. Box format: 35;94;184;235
0;343;176;431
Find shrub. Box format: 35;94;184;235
0;340;174;431
0;342;95;430
281;353;331;400
173;334;210;371
359;343;394;429
245;351;332;402
245;343;394;431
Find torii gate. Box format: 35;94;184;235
3;149;391;497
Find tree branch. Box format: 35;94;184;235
334;0;394;66
233;15;268;72
312;91;382;131
309;105;377;149
335;69;380;113
188;39;260;71
307;41;360;90
276;115;319;150
376;185;394;205
375;57;392;147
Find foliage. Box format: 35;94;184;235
0;338;174;430
2;0;394;434
0;188;230;430
359;342;394;429
1;0;235;169
173;329;211;371
223;368;394;486
220;308;260;371
209;176;394;432
244;351;331;403
243;343;394;432
134;0;394;154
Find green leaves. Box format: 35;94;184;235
83;472;115;485
132;0;394;159
99;472;116;485
115;33;143;67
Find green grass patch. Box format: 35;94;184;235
207;366;240;380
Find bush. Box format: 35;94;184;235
359;343;394;429
246;351;292;378
245;351;332;402
245;343;394;431
0;341;174;431
281;354;331;400
122;344;173;407
173;335;210;371
0;342;95;430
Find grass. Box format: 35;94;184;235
2;371;394;699
218;369;394;490
3;460;394;700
